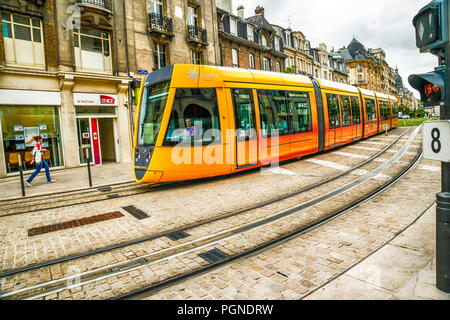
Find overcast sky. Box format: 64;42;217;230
233;0;438;98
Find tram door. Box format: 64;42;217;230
231;88;258;168
326;93;341;147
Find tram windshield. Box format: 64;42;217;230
137;80;170;146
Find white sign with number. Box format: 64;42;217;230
423;121;450;162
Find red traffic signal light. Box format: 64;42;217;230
408;69;445;106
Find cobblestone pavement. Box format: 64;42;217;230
0;127;432;300
144;156;442;300
0;128;410;275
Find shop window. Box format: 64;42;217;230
164;88;221;146
0;106;64;173
74;27;112;73
1;12;45;68
75;106;116;116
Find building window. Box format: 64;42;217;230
274;37;280;51
249;54;255;69
357;64;362;72
263;57;270;71
261;35;267;47
1;106;64;173
149;0;163;15
276;61;281;72
232;48;238;67
153;44;167;69
247;25;254;41
1;12;45;68
285;32;291;47
187;5;198;27
191;50;201;65
74;27;112;73
230;18;237;36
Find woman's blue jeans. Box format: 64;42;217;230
27;159;51;183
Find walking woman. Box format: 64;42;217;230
26;136;55;186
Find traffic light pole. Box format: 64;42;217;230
436;43;450;293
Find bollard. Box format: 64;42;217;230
436;192;450;293
18;154;26;197
85;147;92;187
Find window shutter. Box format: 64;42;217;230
237;20;247;39
223;14;230;33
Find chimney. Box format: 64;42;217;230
255;5;264;16
237;5;244;19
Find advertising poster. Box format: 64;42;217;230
24;127;40;147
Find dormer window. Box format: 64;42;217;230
247;25;254;41
261;35;267;47
230;17;237;36
274;37;280;51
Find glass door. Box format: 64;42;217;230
77;118;92;164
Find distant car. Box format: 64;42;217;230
402;115;410;119
432;113;439;117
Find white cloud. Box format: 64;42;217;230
235;0;438;98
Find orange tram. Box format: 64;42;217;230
133;64;399;183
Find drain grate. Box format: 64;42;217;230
166;230;190;241
199;249;229;263
122;205;149;220
98;186;112;192
107;194;120;199
276;271;288;278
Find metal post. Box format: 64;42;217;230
436;43;450;293
18;154;25;197
85;147;92;187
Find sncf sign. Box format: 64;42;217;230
74;93;118;106
100;95;115;105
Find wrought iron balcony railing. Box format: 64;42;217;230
149;13;173;34
76;0;112;11
187;25;207;44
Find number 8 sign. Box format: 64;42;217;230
423;121;450;162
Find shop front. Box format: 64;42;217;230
0;89;64;174
73;93;119;166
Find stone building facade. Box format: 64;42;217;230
0;0;132;177
281;28;313;76
338;38;397;95
217;5;287;71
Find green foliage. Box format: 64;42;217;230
399;117;439;127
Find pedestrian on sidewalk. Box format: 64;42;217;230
26;136;55;187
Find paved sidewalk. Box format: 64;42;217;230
0;161;134;200
305;203;450;300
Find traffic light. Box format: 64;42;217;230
408;68;446;106
412;0;449;54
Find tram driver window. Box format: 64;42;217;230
326;93;341;129
164;88;221;145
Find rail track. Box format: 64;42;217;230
0;127;422;300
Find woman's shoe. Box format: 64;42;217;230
48;180;56;183
26;182;32;187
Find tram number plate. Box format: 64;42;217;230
423;121;450;162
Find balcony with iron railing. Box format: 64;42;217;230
76;0;112;11
148;13;173;36
187;25;207;45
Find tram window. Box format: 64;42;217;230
232;88;257;140
364;98;377;123
164;88;221;146
287;91;312;134
137;80;170;146
339;95;352;127
380;101;390;120
257;90;289;137
350;96;361;125
391;102;398;119
326;93;341;129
